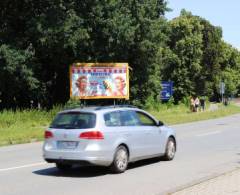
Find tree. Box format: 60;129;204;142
0;0;170;108
0;45;39;108
199;18;223;98
165;10;203;101
219;43;240;97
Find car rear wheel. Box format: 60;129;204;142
56;163;72;171
162;137;176;161
110;146;129;173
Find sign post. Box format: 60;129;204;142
219;81;225;103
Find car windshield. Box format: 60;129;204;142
50;112;96;129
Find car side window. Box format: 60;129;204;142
120;111;140;126
136;111;156;126
104;111;121;126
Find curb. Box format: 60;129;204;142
161;167;240;195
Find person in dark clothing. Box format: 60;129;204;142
200;96;206;111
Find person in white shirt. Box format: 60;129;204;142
194;97;200;112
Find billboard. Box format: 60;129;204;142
70;63;129;99
160;81;173;100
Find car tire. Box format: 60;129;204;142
162;137;176;161
110;145;129;173
56;163;72;171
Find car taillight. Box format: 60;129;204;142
79;131;104;140
45;131;53;139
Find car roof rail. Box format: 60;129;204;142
94;105;137;110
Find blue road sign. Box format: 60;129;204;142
161;81;173;100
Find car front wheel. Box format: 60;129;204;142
162;137;176;161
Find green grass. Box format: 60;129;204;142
0;107;60;146
0;103;240;146
149;103;240;125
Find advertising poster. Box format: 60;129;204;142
70;63;129;99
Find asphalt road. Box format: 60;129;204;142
1;114;240;195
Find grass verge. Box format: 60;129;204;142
0;107;59;146
150;103;240;125
0;103;239;146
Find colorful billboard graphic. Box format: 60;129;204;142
70;63;129;99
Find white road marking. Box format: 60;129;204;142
196;131;222;137
0;162;47;172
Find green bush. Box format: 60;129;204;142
181;96;191;107
64;99;82;109
144;96;168;111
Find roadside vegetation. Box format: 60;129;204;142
150;103;240;125
0;107;59;146
1;103;240;146
1;1;240;109
1;1;240;146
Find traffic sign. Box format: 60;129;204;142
219;82;225;94
160;81;173;100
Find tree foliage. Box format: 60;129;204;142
162;10;240;102
0;1;240;108
164;10;204;101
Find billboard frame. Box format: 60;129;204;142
69;63;129;100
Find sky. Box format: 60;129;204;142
165;0;240;50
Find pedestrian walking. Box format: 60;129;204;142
190;96;195;112
200;96;206;111
194;97;200;112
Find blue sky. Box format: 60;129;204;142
165;0;240;50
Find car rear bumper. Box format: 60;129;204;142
44;159;96;166
43;144;113;166
43;153;112;166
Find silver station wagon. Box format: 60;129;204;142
43;105;176;173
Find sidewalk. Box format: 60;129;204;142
171;168;240;195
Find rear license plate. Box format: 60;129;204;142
57;141;78;149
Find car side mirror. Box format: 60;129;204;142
157;120;164;126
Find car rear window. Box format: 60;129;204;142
50;112;96;129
